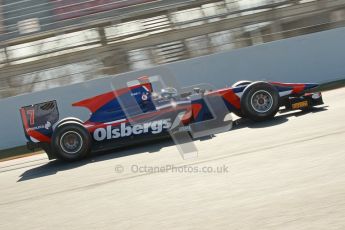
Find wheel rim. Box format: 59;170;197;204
60;131;83;154
250;90;273;113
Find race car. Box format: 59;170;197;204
20;77;324;161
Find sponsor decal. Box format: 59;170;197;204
141;94;148;101
131;92;142;96
93;119;172;141
292;101;309;109
27;121;52;131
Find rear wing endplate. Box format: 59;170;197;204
20;100;59;143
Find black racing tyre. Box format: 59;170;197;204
54;117;83;129
240;82;279;121
231;81;252;118
51;121;91;161
232;80;252;87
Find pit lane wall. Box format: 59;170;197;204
1;27;345;150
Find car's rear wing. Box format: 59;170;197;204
19;100;59;145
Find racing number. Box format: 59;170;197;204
27;109;35;126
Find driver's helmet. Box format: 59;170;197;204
161;87;178;99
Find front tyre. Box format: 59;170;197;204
52;121;91;161
232;80;252;87
241;82;279;121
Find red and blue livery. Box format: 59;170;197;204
20;77;324;161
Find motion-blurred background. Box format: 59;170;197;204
0;0;344;98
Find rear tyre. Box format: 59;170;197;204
51;121;91;161
54;117;83;128
240;82;279;121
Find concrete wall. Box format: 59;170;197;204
1;27;345;150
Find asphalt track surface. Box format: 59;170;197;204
1;88;345;230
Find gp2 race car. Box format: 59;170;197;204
20;77;324;161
